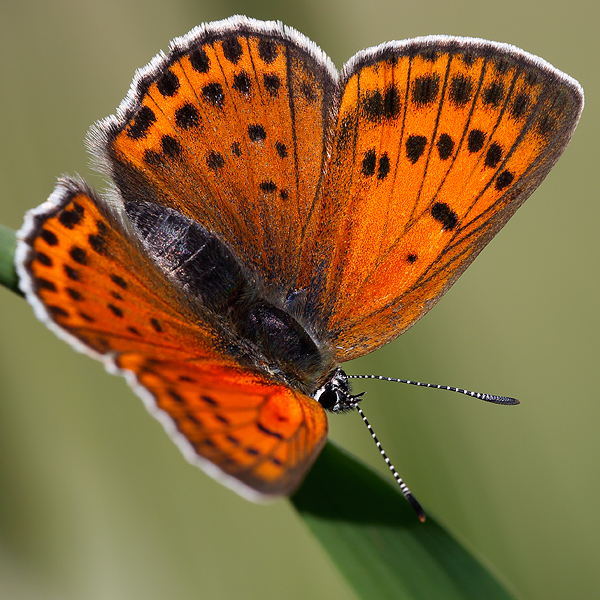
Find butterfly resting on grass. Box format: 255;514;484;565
16;17;583;517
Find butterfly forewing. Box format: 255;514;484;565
102;21;337;293
301;38;583;361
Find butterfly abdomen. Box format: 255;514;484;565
125;200;248;312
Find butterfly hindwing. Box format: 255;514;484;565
17;177;328;498
120;355;328;498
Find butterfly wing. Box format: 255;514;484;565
94;17;337;294
119;355;327;498
16;179;327;498
298;37;584;361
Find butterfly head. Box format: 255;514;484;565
313;368;364;413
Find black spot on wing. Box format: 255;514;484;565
58;203;84;229
110;274;128;289
108;303;123;317
64;265;79;281
258;39;277;63
483;82;504;107
362;149;376;176
175;104;200;129
361;86;400;121
260;181;277;193
377;153;390;180
206;151;225;170
412;74;440;106
41;229;58;246
36;278;56;292
248;124;266;142
467;129;485;153
495;170;514;190
161;135;181;159
190;48;210;73
436;133;454;160
233;71;251;95
127;106;156;139
70;247;87;265
406;135;427;164
222;37;243;64
275;142;287;158
431;202;458;230
510;93;529;119
484;142;503;168
157;70;180;97
35;251;52;266
449;74;472;106
66;288;82;301
203;83;224;108
263;74;281;97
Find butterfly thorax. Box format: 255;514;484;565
125;200;335;394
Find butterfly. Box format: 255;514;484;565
16;16;583;502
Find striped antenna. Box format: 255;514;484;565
348;374;519;405
357;405;426;522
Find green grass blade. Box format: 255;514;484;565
292;441;518;600
0;224;22;296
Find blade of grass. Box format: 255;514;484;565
0;224;22;296
292;441;519;600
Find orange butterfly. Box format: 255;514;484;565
16;17;583;503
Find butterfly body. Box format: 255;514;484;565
123;199;335;395
16;16;583;500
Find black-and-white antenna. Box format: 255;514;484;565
348;374;520;405
357;404;426;522
315;368;519;522
349;374;518;521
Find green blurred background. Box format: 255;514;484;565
0;0;597;598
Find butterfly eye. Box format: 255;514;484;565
315;388;338;410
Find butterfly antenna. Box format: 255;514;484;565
357;404;426;522
348;374;519;405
